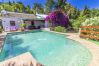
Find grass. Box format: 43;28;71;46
88;39;99;45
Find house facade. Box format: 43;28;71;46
0;17;22;31
0;10;48;31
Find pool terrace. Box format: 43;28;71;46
0;31;99;66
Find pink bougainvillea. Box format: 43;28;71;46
45;10;69;28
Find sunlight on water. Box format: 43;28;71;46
0;31;92;66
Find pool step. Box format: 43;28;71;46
0;52;44;66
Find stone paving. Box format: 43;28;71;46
0;52;39;66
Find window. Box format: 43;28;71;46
10;21;15;26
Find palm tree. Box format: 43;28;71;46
32;3;44;14
2;0;4;9
55;0;66;9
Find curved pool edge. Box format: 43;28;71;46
47;31;93;66
0;30;99;66
50;31;99;66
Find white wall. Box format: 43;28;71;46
2;17;23;31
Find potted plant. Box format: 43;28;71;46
21;23;27;31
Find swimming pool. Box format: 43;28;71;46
0;30;92;66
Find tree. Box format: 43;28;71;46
18;2;25;12
80;6;91;18
11;2;26;12
55;0;66;9
17;1;23;4
12;1;15;3
45;0;55;14
0;1;33;13
64;3;71;13
32;3;44;14
70;8;80;19
64;3;80;19
8;1;12;5
25;5;31;13
91;9;99;17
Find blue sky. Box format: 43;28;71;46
0;0;99;10
67;0;99;10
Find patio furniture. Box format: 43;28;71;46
10;26;17;31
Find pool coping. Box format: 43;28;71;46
0;52;40;66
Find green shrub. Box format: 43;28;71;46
21;23;27;28
82;17;99;32
71;16;86;31
54;26;67;33
82;17;99;40
72;20;81;30
82;17;99;26
0;26;3;33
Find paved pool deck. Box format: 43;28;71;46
0;31;99;66
0;52;39;66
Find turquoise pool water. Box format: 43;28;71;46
0;30;92;66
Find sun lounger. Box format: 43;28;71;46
10;26;17;31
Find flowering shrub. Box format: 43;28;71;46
82;17;99;26
81;17;99;32
45;10;69;28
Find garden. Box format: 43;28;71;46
0;0;99;44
